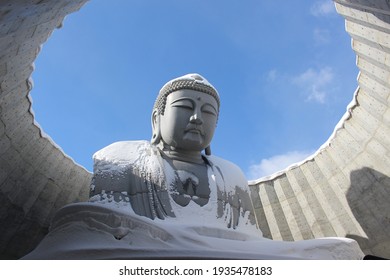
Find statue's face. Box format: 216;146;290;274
159;89;218;152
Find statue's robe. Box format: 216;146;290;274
22;141;364;260
90;140;257;230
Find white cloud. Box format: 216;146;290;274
310;1;336;17
292;67;334;103
266;69;277;82
314;28;331;44
247;150;314;180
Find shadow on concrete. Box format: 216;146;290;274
346;167;390;259
0;192;49;259
340;0;390;25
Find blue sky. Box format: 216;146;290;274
31;0;358;179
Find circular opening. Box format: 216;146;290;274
31;0;358;179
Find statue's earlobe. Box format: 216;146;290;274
151;109;161;145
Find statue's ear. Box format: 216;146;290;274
151;109;161;144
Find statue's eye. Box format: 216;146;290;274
202;104;217;116
171;99;193;110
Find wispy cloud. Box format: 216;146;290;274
266;69;278;82
313;28;331;44
310;1;336;17
292;67;334;103
247;150;314;180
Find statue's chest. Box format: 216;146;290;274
168;160;211;207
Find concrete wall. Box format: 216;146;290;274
0;0;389;259
250;0;390;258
0;0;91;259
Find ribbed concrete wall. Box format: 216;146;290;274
250;0;390;258
1;0;389;259
0;0;91;259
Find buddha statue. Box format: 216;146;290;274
23;74;364;260
88;73;255;229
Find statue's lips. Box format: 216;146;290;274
185;126;204;136
186;129;201;134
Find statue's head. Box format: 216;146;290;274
151;74;220;155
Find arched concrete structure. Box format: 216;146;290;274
0;0;91;259
250;0;390;258
0;0;389;259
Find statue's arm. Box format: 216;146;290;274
89;166;132;202
208;155;257;228
89;141;171;219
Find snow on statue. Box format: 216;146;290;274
23;74;364;259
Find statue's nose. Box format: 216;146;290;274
189;113;203;124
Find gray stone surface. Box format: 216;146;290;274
1;0;389;259
0;0;91;259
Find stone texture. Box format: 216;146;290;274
0;0;91;259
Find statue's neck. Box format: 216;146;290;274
160;147;205;164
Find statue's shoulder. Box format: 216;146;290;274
91;140;160;197
93;140;153;171
206;154;248;189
